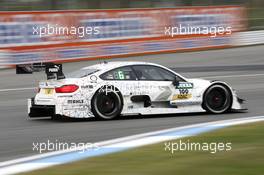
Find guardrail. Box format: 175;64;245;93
233;30;264;46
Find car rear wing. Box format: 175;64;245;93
16;62;65;80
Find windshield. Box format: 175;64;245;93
66;69;99;78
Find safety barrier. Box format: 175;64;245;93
0;6;247;67
233;30;264;46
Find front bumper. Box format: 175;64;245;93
28;98;55;117
231;95;247;111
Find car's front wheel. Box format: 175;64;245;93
203;84;232;114
91;87;123;120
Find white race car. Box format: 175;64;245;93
24;61;245;120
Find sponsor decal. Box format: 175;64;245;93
172;87;192;100
67;99;84;104
172;94;192;100
179;89;189;94
81;85;93;89
44;88;54;95
176;82;193;89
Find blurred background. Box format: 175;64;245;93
0;0;263;30
0;0;262;67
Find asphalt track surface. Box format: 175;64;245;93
0;45;264;162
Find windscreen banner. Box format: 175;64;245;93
0;6;247;66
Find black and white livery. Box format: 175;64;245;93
26;61;246;120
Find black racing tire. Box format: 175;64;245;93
91;86;123;120
203;84;232;114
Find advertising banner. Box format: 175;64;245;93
0;6;247;66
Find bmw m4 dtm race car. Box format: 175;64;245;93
16;61;246;120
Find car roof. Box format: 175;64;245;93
81;61;161;71
75;61;187;81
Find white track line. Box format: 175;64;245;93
0;116;264;175
0;87;34;92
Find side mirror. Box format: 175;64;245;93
172;77;179;86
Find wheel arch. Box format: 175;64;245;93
91;84;124;110
202;81;233;111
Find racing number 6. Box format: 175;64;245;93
118;71;125;80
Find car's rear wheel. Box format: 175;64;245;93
203;84;232;114
91;87;123;120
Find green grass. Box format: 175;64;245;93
22;121;264;175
